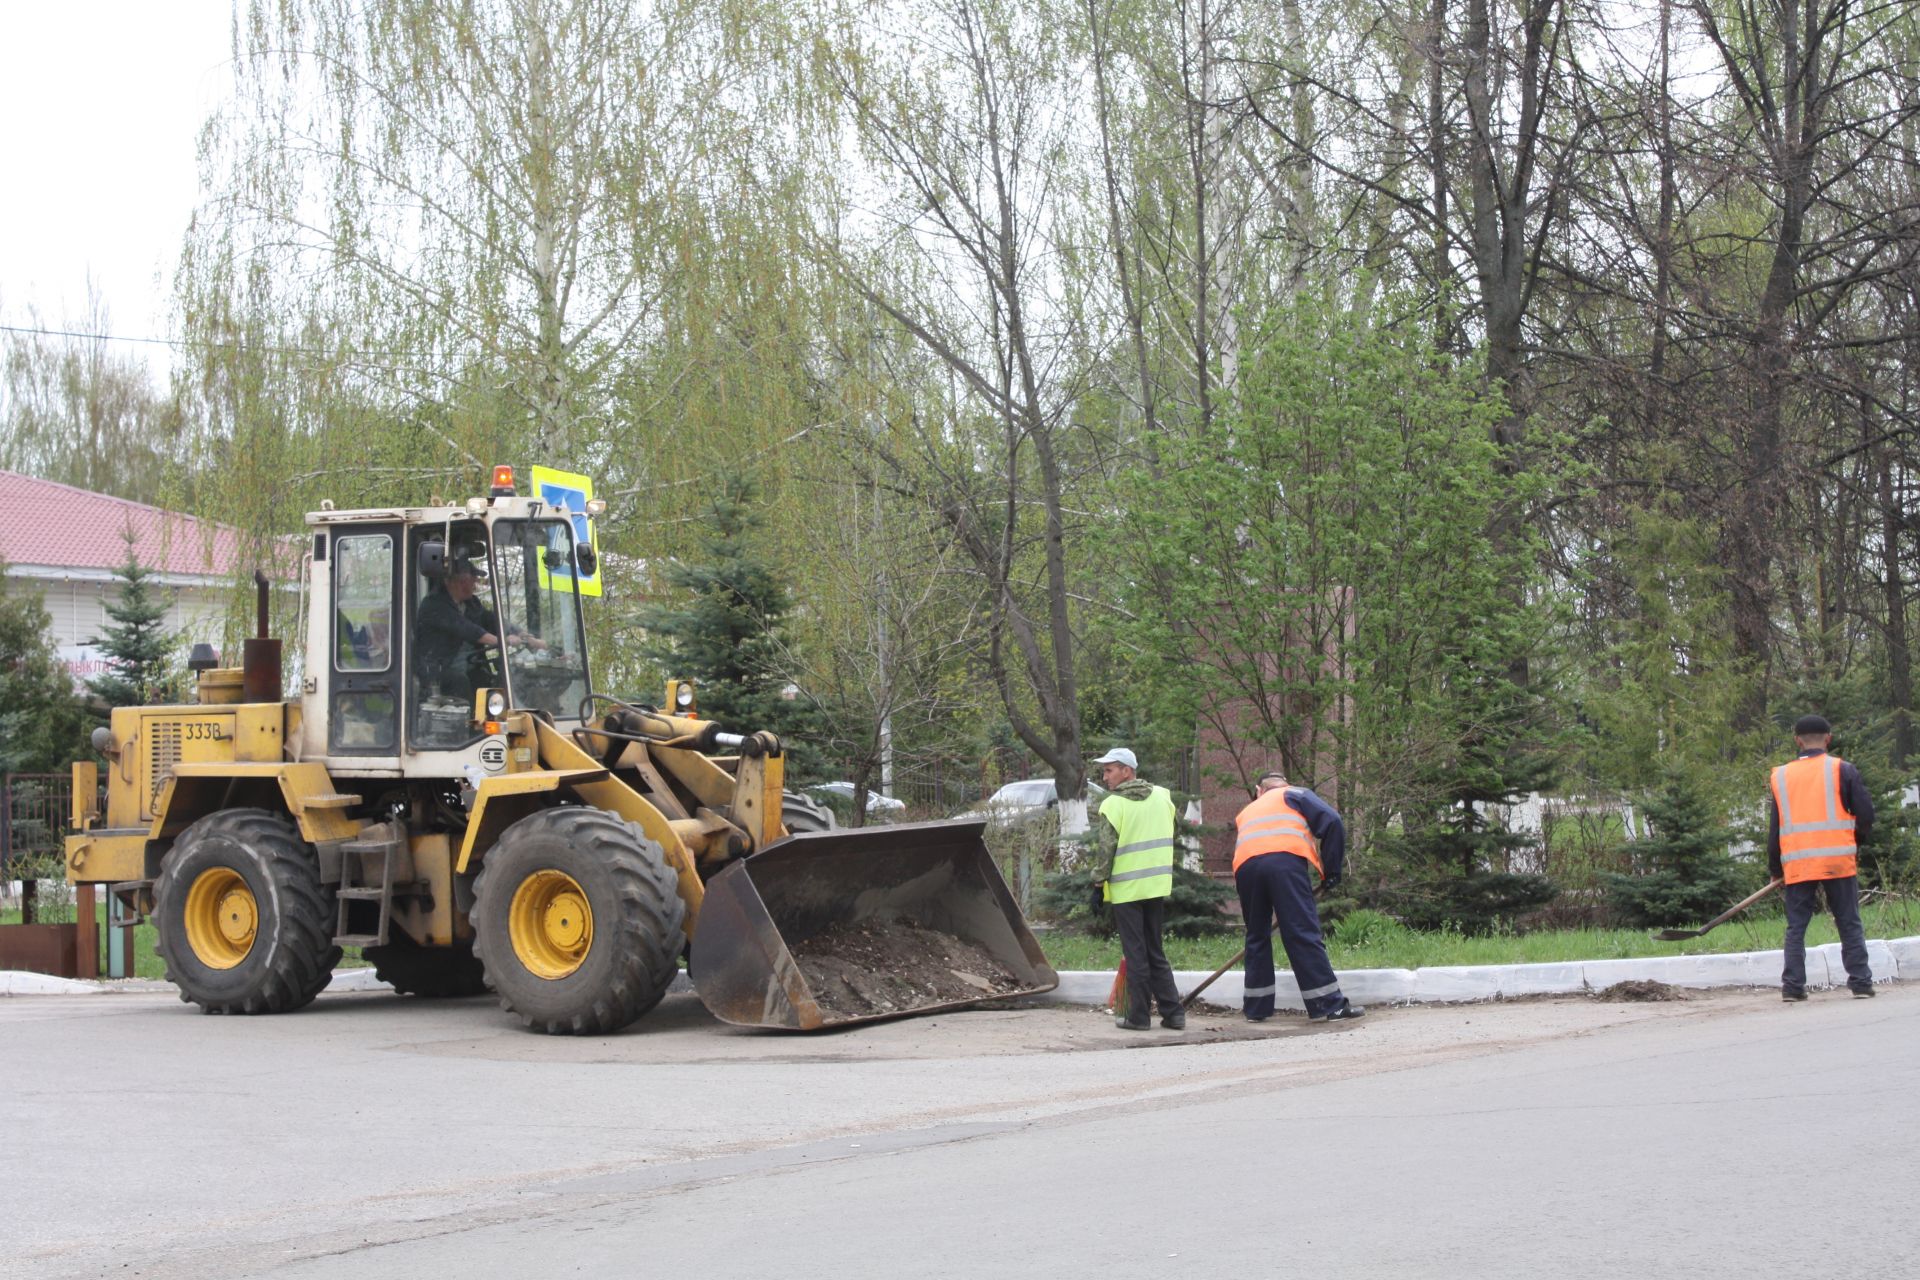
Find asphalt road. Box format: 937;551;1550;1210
3;982;1915;1279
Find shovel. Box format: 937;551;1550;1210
1650;879;1783;941
1181;876;1334;1009
1180;928;1280;1010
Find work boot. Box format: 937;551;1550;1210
1160;1011;1186;1031
1115;1016;1151;1030
1313;1002;1366;1022
1851;984;1876;999
1782;988;1808;1002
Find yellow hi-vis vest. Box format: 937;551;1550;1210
1771;754;1859;884
1100;786;1176;904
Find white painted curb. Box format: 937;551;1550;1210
6;933;1915;1007
0;971;109;995
1051;932;1919;1009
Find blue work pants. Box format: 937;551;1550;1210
1235;852;1345;1018
1782;875;1873;994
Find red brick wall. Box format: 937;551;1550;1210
1190;590;1353;878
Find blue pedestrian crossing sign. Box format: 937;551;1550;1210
529;465;603;597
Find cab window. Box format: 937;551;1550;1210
334;535;394;672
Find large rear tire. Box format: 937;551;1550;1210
782;791;836;834
364;934;489;998
153;809;340;1015
472;807;685;1034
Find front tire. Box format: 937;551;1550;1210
153;809;340;1015
472;807;685;1035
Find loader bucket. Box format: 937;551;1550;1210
689;818;1058;1031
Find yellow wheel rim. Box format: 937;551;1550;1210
183;867;257;970
508;869;594;980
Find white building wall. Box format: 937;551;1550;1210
5;569;235;689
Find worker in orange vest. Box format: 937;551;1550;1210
1768;715;1875;1001
1233;771;1362;1022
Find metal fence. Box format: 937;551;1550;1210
2;772;73;877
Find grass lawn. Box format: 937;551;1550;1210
1037;898;1920;973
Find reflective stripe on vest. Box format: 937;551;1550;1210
1100;787;1176;903
1771;754;1858;884
1232;787;1322;875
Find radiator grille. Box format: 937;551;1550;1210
148;722;181;819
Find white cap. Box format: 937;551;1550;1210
1090;747;1137;769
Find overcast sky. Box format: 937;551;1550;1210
0;3;234;369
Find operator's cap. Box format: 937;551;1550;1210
1793;714;1832;736
449;557;488;581
1090;746;1137;769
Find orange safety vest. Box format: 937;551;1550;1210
1770;754;1859;884
1233;787;1322;875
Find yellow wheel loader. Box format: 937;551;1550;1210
64;469;1055;1034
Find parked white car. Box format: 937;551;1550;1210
805;781;908;819
957;778;1106;823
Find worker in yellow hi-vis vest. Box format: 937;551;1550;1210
1769;714;1876;1001
1088;747;1184;1031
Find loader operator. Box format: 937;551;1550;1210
416;556;545;699
1769;714;1876;1001
1088;747;1185;1031
1233;772;1364;1022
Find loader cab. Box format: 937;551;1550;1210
406;515;592;750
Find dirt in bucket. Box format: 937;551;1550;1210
1596;979;1685;1002
793;918;1027;1020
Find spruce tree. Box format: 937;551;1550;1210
1604;770;1750;927
0;562;92;772
1375;632;1562;932
87;545;178;708
638;476;819;776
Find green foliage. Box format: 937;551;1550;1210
637;474;821;776
1856;771;1920;895
1327;907;1413;949
1603;771;1751;927
0;565;91;773
1576;511;1759;789
1123;290;1560;825
85;547;180;709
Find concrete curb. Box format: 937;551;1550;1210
1050;932;1920;1012
7;934;1917;1006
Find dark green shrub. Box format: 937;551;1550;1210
1604;772;1750;928
1382;871;1559;934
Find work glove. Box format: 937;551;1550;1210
1087;880;1107;917
1315;876;1341;898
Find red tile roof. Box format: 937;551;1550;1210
0;470;249;579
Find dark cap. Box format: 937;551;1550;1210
449;557;487;581
1793;714;1831;737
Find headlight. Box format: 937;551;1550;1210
676;681;695;710
485;689;509;718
